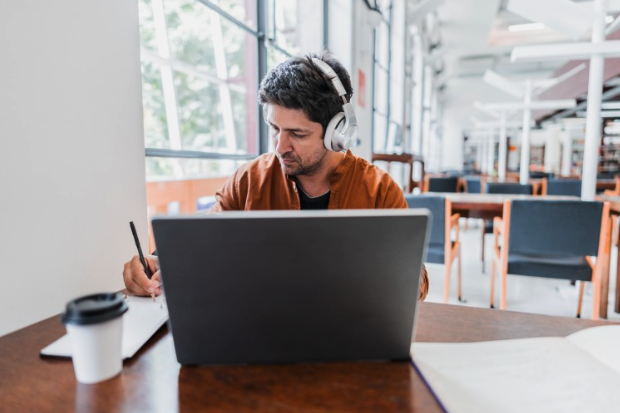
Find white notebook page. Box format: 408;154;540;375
412;334;620;413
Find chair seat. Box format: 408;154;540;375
507;253;592;281
426;241;455;264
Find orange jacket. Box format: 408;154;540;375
212;150;407;211
212;150;428;299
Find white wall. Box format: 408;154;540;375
0;0;147;336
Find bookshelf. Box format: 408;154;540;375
600;120;620;177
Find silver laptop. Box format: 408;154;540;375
152;209;429;365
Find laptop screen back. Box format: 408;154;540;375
152;209;429;365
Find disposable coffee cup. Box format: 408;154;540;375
62;292;128;384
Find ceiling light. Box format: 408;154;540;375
606;15;615;24
508;23;546;33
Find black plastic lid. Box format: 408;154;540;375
61;293;128;326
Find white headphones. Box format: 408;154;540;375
312;58;358;152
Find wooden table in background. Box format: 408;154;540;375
0;303;614;413
434;193;578;221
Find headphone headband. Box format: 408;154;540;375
312;58;348;98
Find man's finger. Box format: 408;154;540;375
145;255;159;275
125;273;150;296
151;271;163;296
123;261;150;296
131;256;158;293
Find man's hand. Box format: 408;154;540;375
123;255;162;297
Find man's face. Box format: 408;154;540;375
265;104;328;176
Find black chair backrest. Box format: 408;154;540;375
405;195;445;245
509;200;603;256
597;172;616;180
546;179;582;197
427;177;458;193
530;171;554;179
486;182;533;195
465;176;481;193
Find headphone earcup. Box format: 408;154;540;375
324;112;346;151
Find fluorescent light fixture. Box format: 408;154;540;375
577;110;620;117
507;0;595;40
480;99;576;111
483;70;524;98
508;22;545;32
511;41;620;62
602;102;620;110
473;120;523;129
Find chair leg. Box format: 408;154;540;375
443;260;451;304
457;247;463;302
577;281;585;318
490;259;496;309
500;264;508;310
481;226;486;273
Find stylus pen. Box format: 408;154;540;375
130;221;152;279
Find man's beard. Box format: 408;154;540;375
278;149;328;176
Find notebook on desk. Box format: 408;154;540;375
411;326;620;413
40;296;169;360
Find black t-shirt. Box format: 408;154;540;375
298;186;330;210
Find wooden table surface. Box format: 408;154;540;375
0;303;614;413
431;193;578;220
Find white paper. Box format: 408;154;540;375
41;296;169;360
412;336;620;413
566;326;620;375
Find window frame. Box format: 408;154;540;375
141;0;328;163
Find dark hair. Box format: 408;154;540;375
258;52;354;134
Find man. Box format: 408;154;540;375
123;53;429;300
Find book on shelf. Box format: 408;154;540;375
411;325;620;413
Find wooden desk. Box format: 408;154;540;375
0;303;614;413
597;179;618;192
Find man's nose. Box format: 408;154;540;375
275;132;291;156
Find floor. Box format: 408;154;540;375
424;219;620;322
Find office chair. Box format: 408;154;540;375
424;176;459;193
480;183;534;270
491;200;610;320
464;176;482;193
542;179;582;197
405;195;462;303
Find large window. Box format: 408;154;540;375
138;0;324;181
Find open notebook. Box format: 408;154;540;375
41;296;169;360
411;326;620;413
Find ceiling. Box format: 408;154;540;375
430;0;620;130
436;0;576;80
